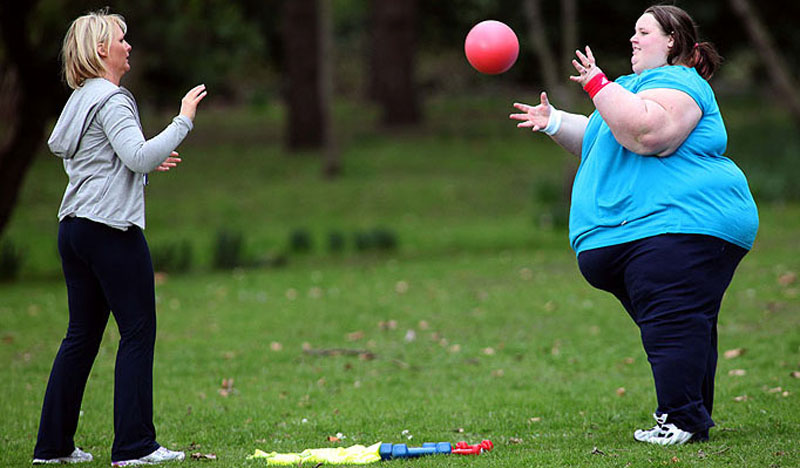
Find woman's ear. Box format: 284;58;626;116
97;42;107;57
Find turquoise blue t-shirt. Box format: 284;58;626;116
569;66;758;254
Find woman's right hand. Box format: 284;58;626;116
180;84;207;121
510;92;553;132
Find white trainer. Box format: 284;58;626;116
634;413;694;445
33;447;94;464
111;447;185;466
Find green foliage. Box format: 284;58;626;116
326;230;346;254
212;229;246;270
289;228;313;253
0;239;23;281
117;0;265;106
150;239;193;273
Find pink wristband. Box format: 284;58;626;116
583;73;611;99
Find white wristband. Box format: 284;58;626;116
542;107;563;136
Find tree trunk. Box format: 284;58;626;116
559;0;579;205
523;0;560;95
729;0;800;128
0;1;67;237
559;0;579;109
319;0;340;178
283;0;331;150
368;0;421;127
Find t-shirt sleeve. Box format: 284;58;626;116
634;67;709;114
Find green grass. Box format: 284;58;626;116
1;94;799;467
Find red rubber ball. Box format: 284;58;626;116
464;20;519;75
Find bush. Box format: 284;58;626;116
150;240;193;273
532;179;569;230
289;228;313;253
371;227;398;251
0;239;24;282
354;228;399;252
212;230;245;270
327;230;346;253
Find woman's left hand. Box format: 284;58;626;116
156;151;182;172
569;46;604;87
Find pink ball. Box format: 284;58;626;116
464;20;519;75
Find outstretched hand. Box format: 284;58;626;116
156;151;182;172
509;92;553;132
569;46;603;87
180;84;207;122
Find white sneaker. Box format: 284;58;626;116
111;447;185;466
634;413;694;445
33;447;94;464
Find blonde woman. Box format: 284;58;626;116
33;9;205;466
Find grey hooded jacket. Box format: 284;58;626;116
49;77;193;230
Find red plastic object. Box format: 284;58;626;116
451;440;494;455
464;20;519;74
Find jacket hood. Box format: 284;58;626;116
48;78;126;159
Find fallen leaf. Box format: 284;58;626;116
790;371;800;379
696;449;706;459
418;320;429;330
190;453;217;460
778;271;797;286
671;456;680;463
404;329;416;342
529;417;542;423
154;272;168;285
347;331;364;341
218;378;235;397
728;369;746;376
483;347;496;355
724;348;745;359
453;427;465;433
782;391;790;397
395;281;409;294
733;395;748;402
327;436;340;442
509;437;523;444
767;386;783;393
616;387;626;397
491;369;504;377
591;447;605;456
622;357;635;365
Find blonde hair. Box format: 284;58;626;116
61;9;127;89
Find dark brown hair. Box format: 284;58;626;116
644;5;722;80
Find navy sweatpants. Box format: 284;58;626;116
34;217;160;462
577;234;747;437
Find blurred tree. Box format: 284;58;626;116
729;0;800;128
0;0;84;237
283;0;332;151
117;0;264;107
367;0;421;126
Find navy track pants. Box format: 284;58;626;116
578;234;747;437
34;217;160;462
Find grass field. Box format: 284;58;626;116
1;94;799;467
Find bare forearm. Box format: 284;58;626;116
550;111;589;157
